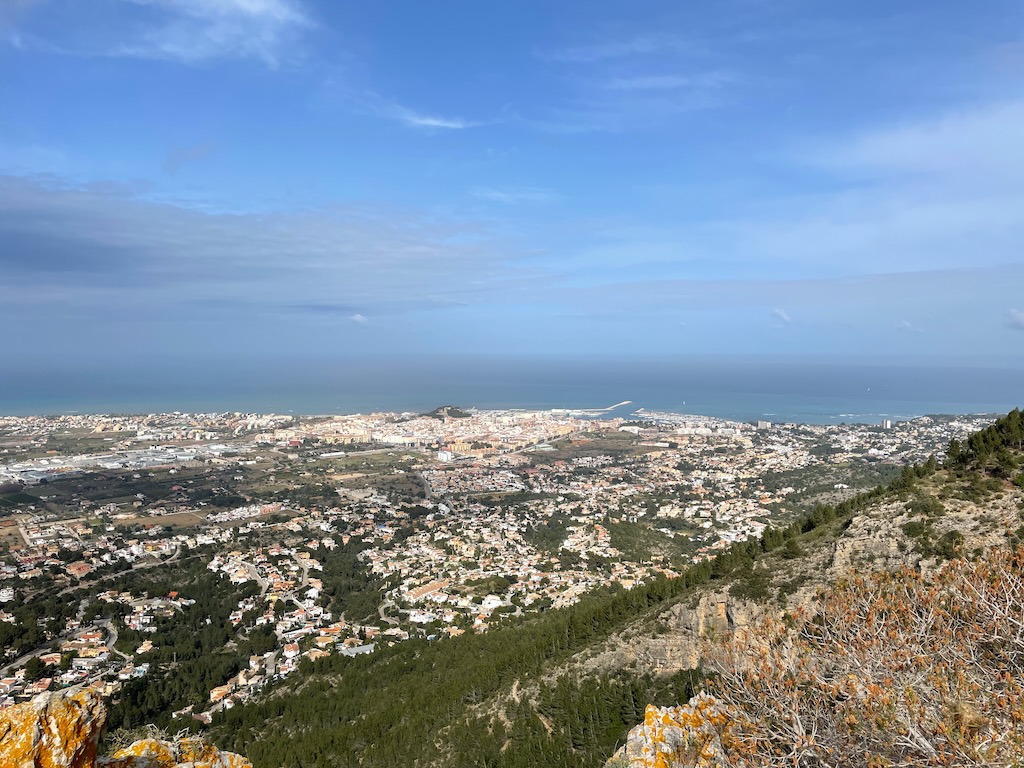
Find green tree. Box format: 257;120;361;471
22;655;46;682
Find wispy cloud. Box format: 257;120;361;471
810;101;1024;181
771;307;791;325
7;0;312;65
378;100;481;130
163;141;216;174
0;174;525;318
0;0;42;29
472;186;558;204
524;85;732;134
1006;309;1024;331
593;99;1024;278
603;71;733;91
542;34;694;64
530;26;736;132
0;138;66;174
115;0;311;65
325;87;483;130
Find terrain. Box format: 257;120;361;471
204;412;1024;767
1;409;1020;767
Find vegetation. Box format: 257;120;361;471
423;406;472;420
203;445;950;767
104;559;260;733
208;570;706;767
706;545;1024;767
946;408;1024;470
0;587;84;658
20;411;1021;767
522;512;571;553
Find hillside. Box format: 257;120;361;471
203;410;1024;768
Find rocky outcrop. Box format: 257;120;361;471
607;695;741;768
0;688;250;768
830;492;1022;579
98;737;252;768
828;501;918;578
0;687;106;768
585;483;1024;685
639;592;760;673
603;479;1024;767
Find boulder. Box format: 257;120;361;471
0;687;106;768
608;694;741;768
0;688;251;768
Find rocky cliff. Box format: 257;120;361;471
0;688;250;768
582;475;1024;684
601;461;1024;767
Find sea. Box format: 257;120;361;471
1;357;1020;425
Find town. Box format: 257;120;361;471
0;407;994;725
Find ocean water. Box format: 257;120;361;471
1;357;1020;424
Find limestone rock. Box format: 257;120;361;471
96;736;252;768
636;591;762;674
608;694;741;768
0;686;106;768
0;688;250;768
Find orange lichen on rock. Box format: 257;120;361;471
95;736;252;768
0;688;251;768
610;694;743;768
100;737;178;767
0;686;106;768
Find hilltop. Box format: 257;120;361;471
422;405;473;420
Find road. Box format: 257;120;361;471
243;562;270;596
4;549;187;674
99;618;131;661
377;598;398;626
56;547;188;597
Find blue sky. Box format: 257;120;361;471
2;0;1023;370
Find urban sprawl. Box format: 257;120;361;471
0;407;993;721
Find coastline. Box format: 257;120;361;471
1;358;1019;425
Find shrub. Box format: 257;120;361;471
704;546;1024;767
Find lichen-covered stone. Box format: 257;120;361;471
609;694;741;768
96;736;252;768
0;688;250;768
99;737;176;767
0;687;106;768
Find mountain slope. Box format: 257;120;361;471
206;410;1024;768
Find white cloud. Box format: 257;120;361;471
163;141;216;174
386;103;480;130
811;101;1024;183
604;72;732;91
0;138;66;174
1006;309;1024;331
654;99;1024;277
771;307;791;325
0;174;526;316
314;81;482;131
529;35;735;132
543;34;693;63
472;186;558;204
107;0;311;65
125;0;305;22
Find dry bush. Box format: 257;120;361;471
704;546;1024;767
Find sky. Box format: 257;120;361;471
1;0;1024;373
